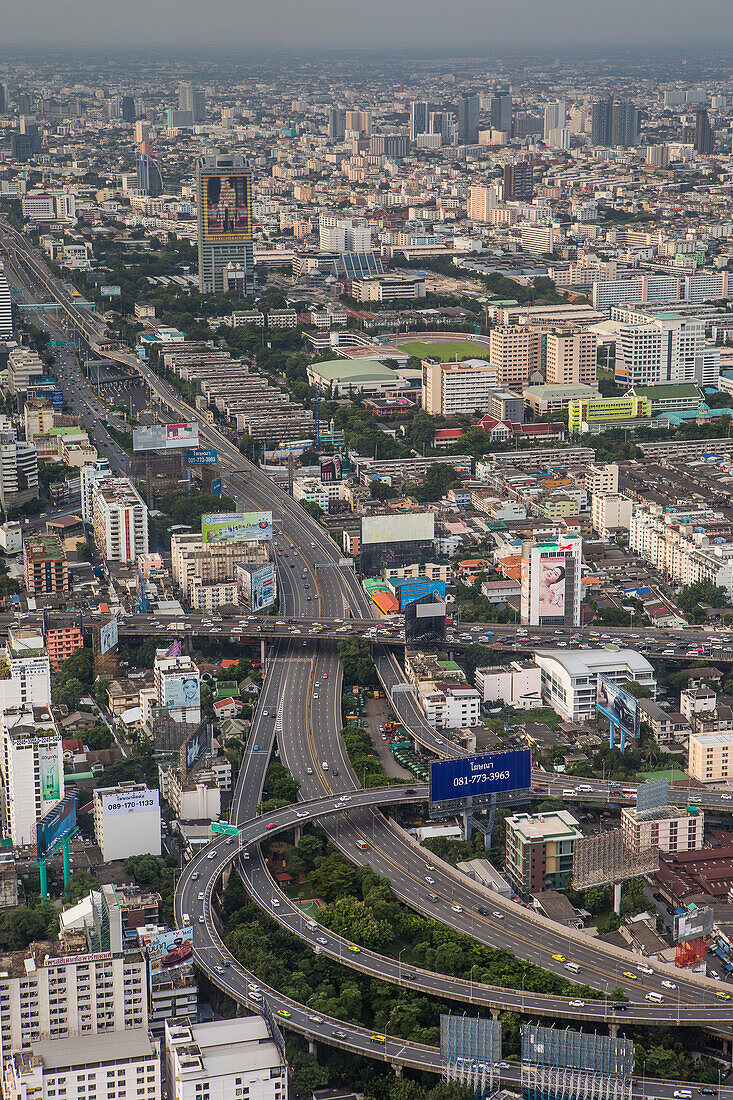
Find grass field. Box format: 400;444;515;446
637;768;689;783
400;339;488;362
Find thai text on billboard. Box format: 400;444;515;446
100;788;159;817
201;511;273;545
39;742;61;803
147;927;194;975
430;748;531;804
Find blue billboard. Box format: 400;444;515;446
186;448;218;466
36;791;77;859
212;477;222;497
430;748;531;804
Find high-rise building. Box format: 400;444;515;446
121;95;136;122
23;534;69;596
694;107;714;155
543;100;565;141
197;153;253;294
489;93;512;134
178;82;205;123
409;100;429;140
503;161;533;201
0;85;6;115
166;108;193;128
135;119;150;144
613;308;712;388
0;428;39;511
467;184;499;222
91;475;149;564
520;534;583;627
327;107;345;142
421;358;498;416
489;325;543;387
0;268;12;341
345;109;371;136
137;153;163;196
591;98;639;147
456;93;479;144
545;326;598;386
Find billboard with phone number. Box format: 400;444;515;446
430;748;531;804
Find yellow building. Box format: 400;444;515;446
689;731;733;783
568;393;652;434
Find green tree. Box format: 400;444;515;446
123;854;161;884
337;639;377;687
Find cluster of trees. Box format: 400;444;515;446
51;646;94;710
678;579;730;621
337;639;378;687
341;725;391;788
0;902;59;950
261;761;300;813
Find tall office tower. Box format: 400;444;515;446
591;98;639;147
327;107;346;141
121;95;136;122
19;115;41;153
135;119;151;144
409;100;429;140
105;96;121;120
137;153;163;197
345;109;372;136
0;268;12;341
0;85;5;115
543;99;566;141
17;93;31;114
490;93;512;134
456;93;479;144
467;184;499;221
503;161;534;201
694;107;714;154
197;152;253;295
178;81;205;122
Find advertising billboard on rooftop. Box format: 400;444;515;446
430;748;531;804
36;791;76;859
361;511;434;546
133;423;200;452
201;511;273;545
201;173;252;243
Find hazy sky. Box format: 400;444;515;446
5;0;733;51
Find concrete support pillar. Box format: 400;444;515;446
308;1040;316;1057
462;811;471;842
293;825;302;845
608;1024;619;1039
613;881;622;915
491;1008;500;1021
260;638;267;669
392;1064;402;1078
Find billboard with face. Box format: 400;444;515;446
538;556;566;618
201;173;252;242
164;675;201;710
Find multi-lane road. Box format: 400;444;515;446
5;227;733;1076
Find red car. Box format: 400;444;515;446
266;823;276;830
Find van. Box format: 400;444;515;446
322;761;329;771
306;920;317;931
562;789;575;796
182;913;191;925
356;840;368;850
577;785;593;792
673;1091;692;1098
645;992;663;1003
565;963;581;974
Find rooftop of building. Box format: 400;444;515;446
29;1028;155;1071
24;534;65;560
170;1016;283;1075
308;359;399;382
534;646;654;678
505;809;582;841
689;731;733;746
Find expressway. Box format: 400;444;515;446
6;227;733;1069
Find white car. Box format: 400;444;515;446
296;811;309;819
661;979;677;989
451;905;463;913
569;1000;585;1007
636;964;653;975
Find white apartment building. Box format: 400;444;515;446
521;225;555;256
91;476;149;564
0;430;39;511
0;268;12;341
488;326;542;387
0;706;63;847
421;358;498;416
93;784;162;862
621;805;703;855
8;349;44;395
80;460;111;522
417;681;481;729
585;463;619;494
166;1017;287;1100
545;327;597;386
4;1032;160;1100
629;504;733;599
591;492;633;537
190;579;239;612
0;942;147;1060
1;626;52;710
613;309;716;388
292;476;348;513
534;647;656;723
475;661;542;709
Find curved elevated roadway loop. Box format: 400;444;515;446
6;229;733;1058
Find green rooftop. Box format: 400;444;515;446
629;384;702;399
309;359;398;383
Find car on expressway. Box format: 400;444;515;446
551;954;565;961
622;971;638;980
276;1010;291;1018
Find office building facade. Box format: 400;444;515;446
505;810;582;898
591;98;639;147
545;326;597;386
520;534;583;627
137;154;163;197
196;154;253;295
503;161;533;201
0;268;12;341
178;82;205;123
421;358;498;416
456;94;479;144
489;325;542;387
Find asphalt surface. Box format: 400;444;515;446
5;228;733;1076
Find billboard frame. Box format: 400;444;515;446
430;748;531;806
596;675;641;753
201;511;273;545
132;423;200;453
201;172;252;243
36;790;77;860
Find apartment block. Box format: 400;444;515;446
689;731;733;783
489;326;542;387
621;805;703;855
591;492;633;537
505;810;582;898
421;358;498;416
44;623;84;670
4;1032;160;1100
544;326;597;386
165;1017;287;1100
91;476;148;564
23;535;68;596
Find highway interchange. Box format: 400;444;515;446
4;224;733;1085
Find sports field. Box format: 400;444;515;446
400;340;488;362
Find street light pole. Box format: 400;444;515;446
470;964;477;1002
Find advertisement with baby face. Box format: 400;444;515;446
538;555;566;618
